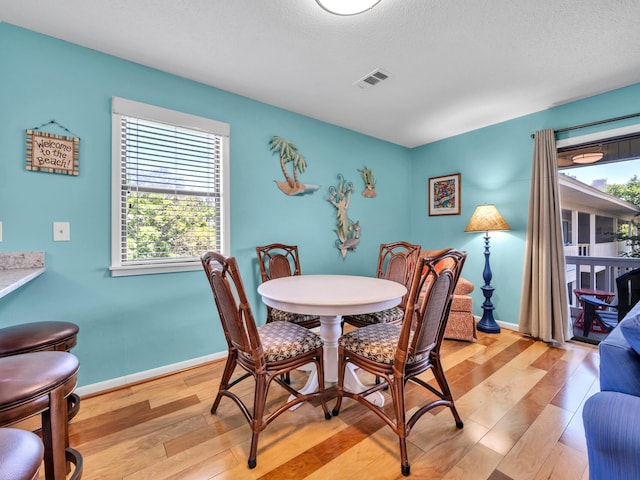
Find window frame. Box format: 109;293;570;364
110;97;230;277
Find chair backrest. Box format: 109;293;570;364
256;244;302;282
616;267;640;321
396;249;467;369
376;241;422;308
202;252;263;365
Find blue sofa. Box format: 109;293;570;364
583;301;640;479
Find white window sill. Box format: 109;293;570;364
109;261;202;277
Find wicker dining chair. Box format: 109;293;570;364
342;241;421;328
256;243;321;329
201;252;331;469
332;249;467;477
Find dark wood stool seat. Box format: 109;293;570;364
0;322;80;420
0;321;78;356
0;428;44;480
0;352;83;480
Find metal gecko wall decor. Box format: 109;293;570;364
327;174;360;258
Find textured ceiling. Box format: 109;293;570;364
2;0;640;147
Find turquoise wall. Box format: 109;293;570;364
2;22;640;388
410;83;640;325
0;24;412;387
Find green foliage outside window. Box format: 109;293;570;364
608;175;640;258
127;192;217;259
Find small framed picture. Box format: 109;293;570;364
428;173;461;216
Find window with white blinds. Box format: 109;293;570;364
110;98;230;277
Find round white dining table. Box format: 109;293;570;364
257;274;407;407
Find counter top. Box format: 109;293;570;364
0;252;45;299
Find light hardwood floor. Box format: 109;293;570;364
64;329;598;479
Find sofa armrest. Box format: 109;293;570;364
454;277;474;295
599;318;640;396
583;391;640;479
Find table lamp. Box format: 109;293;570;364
464;204;511;333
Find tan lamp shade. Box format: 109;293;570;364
464;204;510;233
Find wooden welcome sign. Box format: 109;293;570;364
25;129;79;175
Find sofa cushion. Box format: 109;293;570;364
451;294;472;312
620;309;640;355
599;317;640;397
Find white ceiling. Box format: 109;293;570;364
3;0;640;147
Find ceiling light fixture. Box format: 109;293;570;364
572;152;604;164
315;0;381;15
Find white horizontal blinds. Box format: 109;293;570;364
120;116;221;265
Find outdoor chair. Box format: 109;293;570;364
581;267;640;336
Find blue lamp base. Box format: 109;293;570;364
476;234;501;334
476;284;501;333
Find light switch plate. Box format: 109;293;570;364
53;222;70;241
0;221;2;242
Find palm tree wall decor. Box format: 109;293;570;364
268;136;318;195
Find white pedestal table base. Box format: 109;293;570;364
288;315;384;409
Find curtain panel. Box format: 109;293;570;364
518;129;571;344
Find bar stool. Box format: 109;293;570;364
0;428;44;480
0;351;83;480
0;321;80;420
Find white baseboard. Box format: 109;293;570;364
75;350;227;397
496;319;518;331
474;315;518;332
77;320;520;397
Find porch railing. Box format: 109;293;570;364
565;255;640;313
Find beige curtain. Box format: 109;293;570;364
518;129;571;344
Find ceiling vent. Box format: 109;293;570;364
354;68;390;89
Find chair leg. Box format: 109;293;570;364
431;355;463;428
331;350;347;416
583;302;597;337
211;352;237;414
314;350;332;420
388;376;410;477
41;385;70;480
248;374;268;469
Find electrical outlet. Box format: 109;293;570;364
53;222;70;241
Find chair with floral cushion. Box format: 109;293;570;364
342;241;421;328
201;252;331;469
332;249;467;477
256;244;321;329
